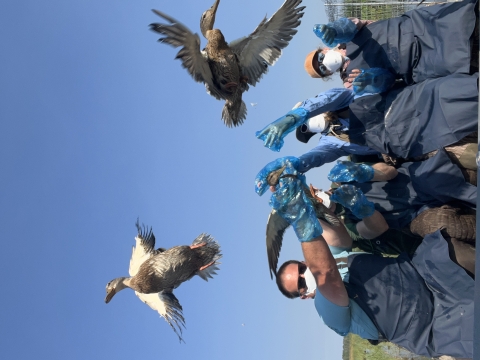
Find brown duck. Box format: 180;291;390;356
105;220;222;342
150;0;305;127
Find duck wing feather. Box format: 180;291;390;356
229;0;305;86
129;219;157;276
266;210;290;279
135;291;186;343
150;10;224;100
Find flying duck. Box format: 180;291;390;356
105;220;222;342
149;0;305;127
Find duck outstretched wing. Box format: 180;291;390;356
150;10;223;100
129;219;157;276
266;210;290;279
135;291;186;343
229;0;305;86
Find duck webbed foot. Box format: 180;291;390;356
190;242;207;249
224;82;238;92
199;261;216;271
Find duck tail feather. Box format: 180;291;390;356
221;98;246;127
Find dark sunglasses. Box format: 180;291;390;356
316;52;330;76
297;262;307;295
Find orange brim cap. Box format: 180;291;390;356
304;50;322;78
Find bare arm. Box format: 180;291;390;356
372;162;398;181
356;210;389;239
302;237;349;307
319;219;353;249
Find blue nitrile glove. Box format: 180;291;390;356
255;157;301;196
328;161;374;183
256;108;308;152
313;18;357;47
270;176;323;242
330;184;375;219
352;68;396;95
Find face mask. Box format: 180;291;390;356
323;50;344;73
314;190;332;209
304;268;317;295
306;114;326;133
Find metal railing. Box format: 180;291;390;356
323;0;456;22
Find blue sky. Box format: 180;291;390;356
0;0;346;359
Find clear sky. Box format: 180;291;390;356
0;0;346;359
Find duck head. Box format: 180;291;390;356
200;0;220;38
267;165;287;187
105;277;128;304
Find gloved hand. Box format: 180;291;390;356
256;108;308;152
255;157;301;196
352;68;395;95
270;176;323;242
328;161;374;183
330;184;375;219
313;18;358;47
313;24;337;47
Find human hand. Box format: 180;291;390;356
313;24;338;47
256;108;308;151
345;69;362;85
255;157;301;196
270;177;323;242
352;68;395;95
255;116;295;151
300;291;316;300
330;184;375;219
328;161;374;183
313;18;357;47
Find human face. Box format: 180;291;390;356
313;50;332;77
281;262;308;298
316;48;344;76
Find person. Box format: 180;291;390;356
275;234;475;358
309;177;475;276
256;73;478;161
303;19;373;87
257;149;477;224
305;0;478;85
293;104;382;168
293;105;478;176
276;260;316;299
329;154;477;228
265;170;474;358
261;155;476;277
296;104;478;183
277;190;476;282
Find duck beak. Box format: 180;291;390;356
200;0;220;38
105;289;116;304
266;165;287;187
211;0;220;14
